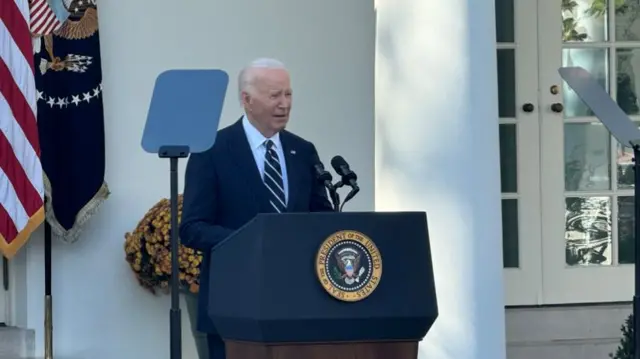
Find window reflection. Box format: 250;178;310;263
565;197;612;266
562;0;607;42
562;49;609;118
565;123;611;191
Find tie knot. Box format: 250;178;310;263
265;139;274;150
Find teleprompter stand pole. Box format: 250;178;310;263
634;144;640;359
159;145;189;359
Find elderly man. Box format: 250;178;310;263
179;58;334;359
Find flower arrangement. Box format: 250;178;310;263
124;194;203;294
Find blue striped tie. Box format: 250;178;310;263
263;140;286;212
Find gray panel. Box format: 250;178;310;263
141;69;229;154
558;67;640;148
506;304;630;359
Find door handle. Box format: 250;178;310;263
522;103;535;112
551;103;564;113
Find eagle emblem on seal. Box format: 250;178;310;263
334;247;366;285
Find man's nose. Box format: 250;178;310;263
278;99;291;108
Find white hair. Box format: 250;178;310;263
238;58;287;103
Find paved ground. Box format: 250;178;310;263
0;326;34;358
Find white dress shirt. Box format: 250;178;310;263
242;115;289;203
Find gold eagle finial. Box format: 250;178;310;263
54;2;99;40
38;1;99;74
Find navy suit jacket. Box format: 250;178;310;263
179;118;334;334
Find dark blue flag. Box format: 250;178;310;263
33;1;109;243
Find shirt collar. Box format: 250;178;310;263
242;115;282;150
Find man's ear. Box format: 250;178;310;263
241;91;251;106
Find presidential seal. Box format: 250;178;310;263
315;230;382;302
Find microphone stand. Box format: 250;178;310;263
341;187;359;212
320;179;340;212
328;185;341;212
316;168;341;211
333;180;359;212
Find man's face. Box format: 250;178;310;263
242;68;292;136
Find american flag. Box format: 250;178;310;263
0;0;45;259
29;0;61;35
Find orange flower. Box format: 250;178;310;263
124;194;203;295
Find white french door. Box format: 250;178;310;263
538;0;640;304
498;0;544;306
499;0;640;306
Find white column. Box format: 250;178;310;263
374;0;506;359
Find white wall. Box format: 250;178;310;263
12;0;375;358
375;0;506;359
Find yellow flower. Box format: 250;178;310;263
124;194;204;295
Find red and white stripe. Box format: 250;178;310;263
0;0;44;259
28;0;61;35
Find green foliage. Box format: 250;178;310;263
610;314;633;359
585;0;628;18
561;0;587;42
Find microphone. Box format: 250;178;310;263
314;163;334;189
330;155;359;211
331;155;359;190
314;162;340;211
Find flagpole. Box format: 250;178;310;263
44;218;53;359
2;257;8;296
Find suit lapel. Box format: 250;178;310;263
281;132;302;211
227;119;272;212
